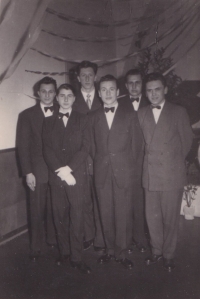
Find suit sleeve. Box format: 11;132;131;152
178;107;193;158
16;112;33;176
67;115;90;172
42;119;63;172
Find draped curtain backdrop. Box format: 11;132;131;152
0;0;51;83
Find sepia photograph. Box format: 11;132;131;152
0;0;200;298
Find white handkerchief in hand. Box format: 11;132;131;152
64;173;76;186
55;166;72;178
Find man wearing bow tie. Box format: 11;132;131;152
43;83;91;274
119;69;150;254
17;77;57;261
89;75;143;269
73;61;105;253
138;72;193;272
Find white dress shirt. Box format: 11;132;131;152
40;103;54;117
131;95;141;111
104;102;118;129
81;88;95;106
152;100;165;124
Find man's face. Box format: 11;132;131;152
146;80;167;106
38;83;56;106
125;74;142;98
57;88;75;111
99;80;119;107
78;67;96;92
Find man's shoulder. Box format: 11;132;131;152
19;104;40;120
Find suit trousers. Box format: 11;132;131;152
83;175;95;242
89;175;105;248
132;180;148;246
51;183;85;262
145;189;183;259
29;183;56;253
96;167;133;259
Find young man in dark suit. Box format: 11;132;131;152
138;72;193;272
17;77;57;261
89;75;144;269
73;61;105;252
43;84;91;274
119;69;149;254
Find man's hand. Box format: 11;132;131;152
55;166;72;178
198;144;200;165
26;173;36;191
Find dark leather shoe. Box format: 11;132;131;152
47;243;57;249
145;254;163;265
137;244;147;253
70;261;91;274
29;251;40;262
116;258;134;270
55;254;70;266
128;248;134;254
97;254;115;264
94;246;106;252
163;258;175;272
83;239;93;250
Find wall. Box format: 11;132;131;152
0;38;65;239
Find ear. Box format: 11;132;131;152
77;76;80;83
125;83;128;90
117;89;119;97
164;86;168;95
98;90;102;98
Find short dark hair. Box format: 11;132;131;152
144;72;166;87
77;61;98;75
56;83;75;96
38;76;57;91
125;69;143;83
99;74;118;90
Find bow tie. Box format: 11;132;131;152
104;107;115;113
58;112;69;118
130;97;139;103
151;105;161;110
44;106;54;112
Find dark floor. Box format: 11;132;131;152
0;216;200;299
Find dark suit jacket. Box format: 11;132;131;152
17;103;58;183
73;89;102;115
138;101;193;191
42;110;90;186
118;94;149;180
89;102;144;189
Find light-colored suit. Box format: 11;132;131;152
138;101;193;258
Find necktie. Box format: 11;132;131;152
44;106;54;112
130;97;139;103
58;112;69;118
104;107;115;113
151;105;161;109
86;94;92;109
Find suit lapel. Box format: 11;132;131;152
151;101;172;149
141;106;156;146
33;104;45;133
96;107;110;134
91;91;102;111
